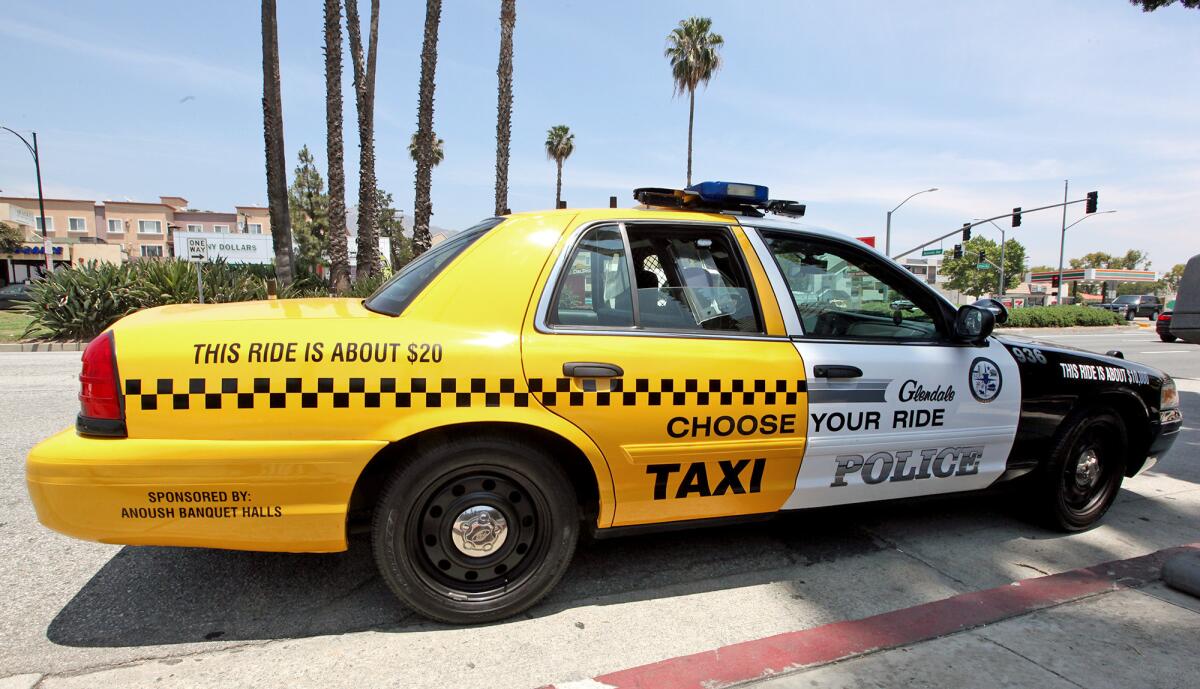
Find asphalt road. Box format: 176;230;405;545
1;325;1197;689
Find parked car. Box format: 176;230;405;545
0;283;31;310
1171;254;1200;344
1093;294;1161;321
1157;311;1176;342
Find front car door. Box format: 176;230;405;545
744;221;1021;509
521;216;809;527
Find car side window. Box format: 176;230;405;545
625;225;762;333
550;225;635;327
761;231;942;341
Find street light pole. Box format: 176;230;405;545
1;127;52;273
1056;180;1068;304
1056;209;1118;302
886;187;938;256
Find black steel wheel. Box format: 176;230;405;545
1035;410;1127;531
372;436;579;623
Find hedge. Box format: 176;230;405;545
999;305;1126;328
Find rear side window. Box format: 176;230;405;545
364;218;503;316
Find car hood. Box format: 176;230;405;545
993;333;1166;378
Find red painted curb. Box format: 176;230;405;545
544;543;1199;689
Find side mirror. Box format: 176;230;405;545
955;304;996;343
971;297;1009;325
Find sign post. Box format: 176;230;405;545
187;237;208;304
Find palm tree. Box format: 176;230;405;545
412;0;443;256
324;0;350;293
345;0;381;279
665;17;724;187
409;132;444;167
544;125;574;209
494;0;516;216
261;0;295;287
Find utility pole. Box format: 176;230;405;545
1056;179;1068;304
1;127;51;273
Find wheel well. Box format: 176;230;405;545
346;422;602;534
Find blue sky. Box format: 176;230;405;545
1;1;1198;271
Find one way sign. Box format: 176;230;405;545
187;237;208;263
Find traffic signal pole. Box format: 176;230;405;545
1056;180;1068;304
890;194;1093;261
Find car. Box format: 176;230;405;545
1093;294;1161;321
1170;254;1200;344
26;181;1182;624
0;282;31;310
1157;311;1176;342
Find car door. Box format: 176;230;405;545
521;219;808;527
745;224;1020;509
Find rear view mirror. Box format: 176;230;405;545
955;304;995;343
971;297;1009;325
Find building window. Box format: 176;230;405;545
69;217;87;233
140;245;164;258
248;223;263;234
35;216;54;232
186;224;203;232
107;219;124;235
213;224;229;233
138;220;162;234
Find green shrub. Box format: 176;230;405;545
999;305;1125;328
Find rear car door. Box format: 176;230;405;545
521;219;808;527
745;224;1021;508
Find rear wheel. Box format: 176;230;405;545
372;436;579;623
1161;333;1177;343
1034;410;1126;531
1148;310;1159;322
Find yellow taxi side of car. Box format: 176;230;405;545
26;182;1181;623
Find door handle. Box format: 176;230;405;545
813;365;862;379
563;362;624;378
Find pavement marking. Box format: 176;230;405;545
540;543;1200;689
1137;350;1192;354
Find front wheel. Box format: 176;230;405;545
1125;309;1135;321
1034;410;1127;531
372;436;580;623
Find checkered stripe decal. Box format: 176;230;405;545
123;377;807;411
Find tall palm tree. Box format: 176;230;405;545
261;0;295;287
324;0;350;293
544;125;574;209
494;0;516;216
412;0;443;255
409;132;444;167
345;0;380;278
665;16;724;187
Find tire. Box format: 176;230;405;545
372;436;579;624
1125;309;1135;321
1148;310;1158;322
1160;333;1177;342
1034;410;1127;532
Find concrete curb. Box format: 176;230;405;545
542;543;1199;689
1162;551;1200;598
0;342;84;352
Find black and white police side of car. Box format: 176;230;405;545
741;217;1181;532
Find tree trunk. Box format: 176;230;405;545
494;0;516;217
345;0;380;279
261;0;294;287
324;0;350;293
413;0;443;255
686;88;695;187
555;159;562;208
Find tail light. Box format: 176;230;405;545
1159;313;1171;322
77;331;126;437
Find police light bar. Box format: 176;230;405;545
686;181;768;204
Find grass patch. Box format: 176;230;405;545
0;310;35;343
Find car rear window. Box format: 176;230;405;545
364;218;503;316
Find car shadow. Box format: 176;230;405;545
48;490;1036;648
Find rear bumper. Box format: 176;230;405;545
26;429;384;553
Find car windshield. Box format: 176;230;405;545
1113;296;1139;304
363;218;503;316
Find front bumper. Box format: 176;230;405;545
26;429;385;553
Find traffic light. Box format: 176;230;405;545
978;250;986;263
953;244;963;259
1012;207;1022;227
962;223;971;241
1085;191;1098;214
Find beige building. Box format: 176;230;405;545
0;194;273;285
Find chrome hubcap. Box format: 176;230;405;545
450;505;508;557
1075;450;1101;489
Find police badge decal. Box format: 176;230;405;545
969;357;1002;403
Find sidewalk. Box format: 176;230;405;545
545;544;1199;689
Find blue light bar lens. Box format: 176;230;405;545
686;181;768;204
